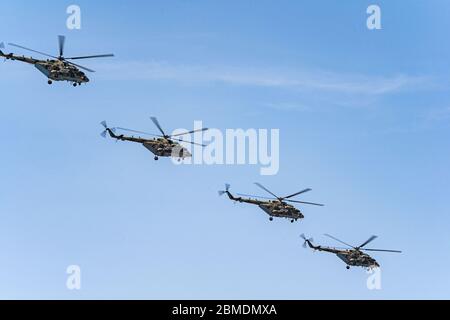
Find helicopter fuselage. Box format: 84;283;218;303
304;240;380;269
336;250;379;269
224;191;304;222
35;59;89;84
259;201;304;221
142;138;191;159
1;52;89;84
106;129;191;159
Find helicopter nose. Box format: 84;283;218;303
83;76;90;83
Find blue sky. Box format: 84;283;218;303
1;0;450;299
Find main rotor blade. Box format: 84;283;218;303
150;117;166;137
8;43;57;59
116;127;161;138
286;200;324;206
362;248;402;253
324;234;355;249
254;183;280;199
358;235;378;249
170;128;209;137
58;35;65;57
236;193;275;200
66;61;95;73
66;54;115;60
284;188;312;199
171;137;207;147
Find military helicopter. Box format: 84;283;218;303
219;183;324;223
101;117;208;161
300;234;402;270
0;35;114;86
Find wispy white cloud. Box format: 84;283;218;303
424;106;450;123
262;102;313;112
98;60;430;96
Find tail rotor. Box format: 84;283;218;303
218;184;231;196
100;121;116;138
300;234;314;249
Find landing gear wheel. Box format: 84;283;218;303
291;220;294;223
73;83;77;87
154;156;159;161
346;266;350;270
48;80;52;85
269;217;274;222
